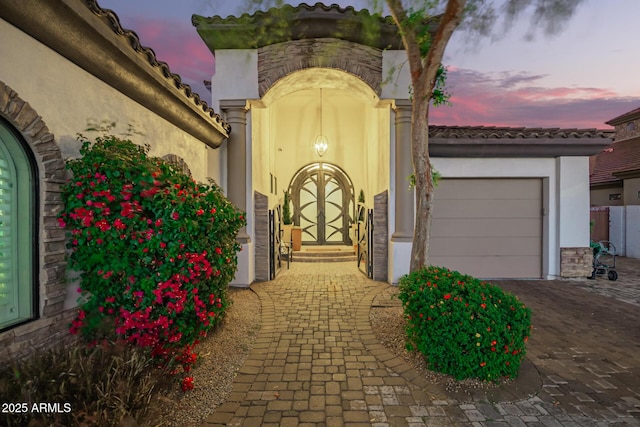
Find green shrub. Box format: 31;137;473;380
397;266;531;382
0;341;171;426
57;135;245;389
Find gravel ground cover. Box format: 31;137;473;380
155;288;261;427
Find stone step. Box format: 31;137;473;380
291;246;357;263
293;255;357;263
295;250;354;257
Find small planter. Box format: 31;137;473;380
282;224;293;244
291;227;302;251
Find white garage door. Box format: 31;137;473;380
429;178;542;279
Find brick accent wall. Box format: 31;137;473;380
0;81;72;360
373;191;388;282
560;247;592;278
254;192;270;282
258;38;382;97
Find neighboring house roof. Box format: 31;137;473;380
429;125;614;157
1;0;230;147
193;2;439;52
606;107;640;126
590;137;640;186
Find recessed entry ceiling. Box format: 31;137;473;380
261;68;379;107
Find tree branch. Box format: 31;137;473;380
422;0;467;95
386;0;424;85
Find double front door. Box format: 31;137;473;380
289;163;354;245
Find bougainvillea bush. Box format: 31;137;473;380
58;135;245;389
397;266;531;382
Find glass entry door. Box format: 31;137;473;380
290;163;354;245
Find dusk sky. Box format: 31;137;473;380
98;0;640;129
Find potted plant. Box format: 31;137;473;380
282;190;293;245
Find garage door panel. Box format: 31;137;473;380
429;178;542;279
429;237;541;256
433;199;540;219
434;179;541;200
428;256;541;279
430;219;540;238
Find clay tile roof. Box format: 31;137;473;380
606;107;640;126
89;1;229;133
590;138;640;185
193;2;439;51
428;125;613;139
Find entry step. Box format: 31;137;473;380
293;246;357;263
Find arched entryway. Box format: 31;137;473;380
289;162;354;245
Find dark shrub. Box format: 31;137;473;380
398;266;531;382
0;341;171;426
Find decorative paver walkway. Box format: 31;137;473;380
201;259;640;426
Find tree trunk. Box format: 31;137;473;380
409;99;434;272
387;0;467;272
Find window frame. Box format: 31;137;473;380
0;117;39;331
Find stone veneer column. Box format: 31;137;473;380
392;99;414;241
221;100;250;243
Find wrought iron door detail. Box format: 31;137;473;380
356;203;373;278
289;163;354;245
268;205;283;280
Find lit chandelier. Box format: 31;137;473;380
314;88;328;157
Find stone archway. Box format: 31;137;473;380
289;162;354;245
0;81;67;325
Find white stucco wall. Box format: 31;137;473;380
626;206;640;258
210;50;259;113
0;19;213;182
609;206;626;257
557;157;590;248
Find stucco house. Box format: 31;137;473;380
193;3;611;284
1;0;611;357
0;0;229;356
590;107;640;257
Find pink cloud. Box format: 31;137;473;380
109;13;634;129
430;68;635;128
126;17;214;97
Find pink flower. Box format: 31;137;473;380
181;376;194;392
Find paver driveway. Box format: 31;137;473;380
201;259;640;426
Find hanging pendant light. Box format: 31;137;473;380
314;88;328;157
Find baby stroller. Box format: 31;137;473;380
589;241;618;281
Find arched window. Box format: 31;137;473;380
0;119;36;330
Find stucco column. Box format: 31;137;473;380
222;100;250;243
392;99;414;241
